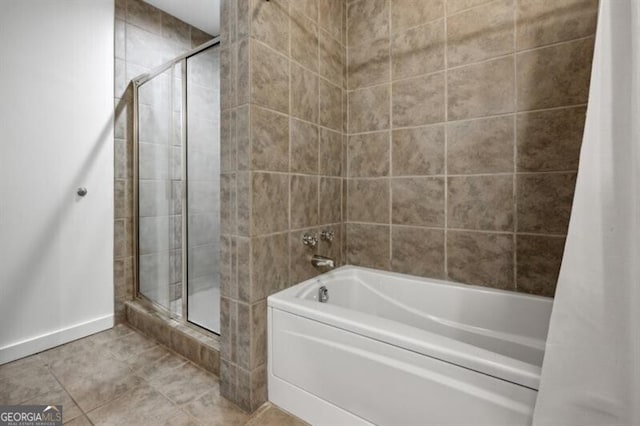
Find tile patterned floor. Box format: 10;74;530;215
0;324;306;425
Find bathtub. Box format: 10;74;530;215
267;266;553;426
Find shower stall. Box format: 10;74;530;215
133;39;220;334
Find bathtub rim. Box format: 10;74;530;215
267;265;552;390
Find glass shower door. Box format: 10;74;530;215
186;47;220;333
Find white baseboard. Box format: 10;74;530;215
0;314;114;365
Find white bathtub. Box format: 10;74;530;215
267;266;553;426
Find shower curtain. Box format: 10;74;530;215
532;1;640;425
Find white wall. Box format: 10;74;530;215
0;0;115;364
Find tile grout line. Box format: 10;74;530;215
443;0;449;279
513;0;519;292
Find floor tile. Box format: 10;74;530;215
0;356;61;405
104;331;158;361
87;383;178;425
148;362;218;406
247;405;308;426
49;350;143;412
183;389;249;426
22;385;83;423
64;414;92;425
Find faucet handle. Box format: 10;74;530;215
320;230;334;242
302;233;318;247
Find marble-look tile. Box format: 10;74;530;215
251;301;267;369
516;0;599;50
0;356;60;405
517;37;594;111
517;106;586;172
347;179;390;224
447;116;514;174
319;0;343;41
391;0;444;32
115;0;126;20
183;389;249;425
114;179;132;219
319;33;345;87
319;177;342;224
221;173;237;236
252;172;289;235
448;56;515;121
221;46;237;110
250;106;289;172
447;231;514;289
391;19;445;80
87;383;179;425
65;415;93;426
250;0;290;55
149;362;218;406
348;132;390;177
348;84;390;133
320;128;343;176
236;106;250;171
49;351;143;412
319;79;343;131
87;324;135;346
346;223;390;269
221;110;236;174
447;0;514;67
392;125;444;176
391;226;445;278
220;358;237;402
251;233;290;301
247;405;308;426
191;27;213;47
348;38;390;90
237;0;250;38
236;172;252;236
291;63;319;124
291;119;319;175
291;14;319;72
448;175;514;231
347;0;389;47
393;72;445;127
291;175;319;229
392;177;445;226
250;40;289;113
517;234;566;297
447;0;493;15
517;173;576;234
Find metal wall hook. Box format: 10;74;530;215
77;187;88;197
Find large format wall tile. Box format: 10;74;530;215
447;0;514;67
391;0;444;31
517;107;586;172
517;37;594;111
291;13;319;72
251;172;289;235
448;56;515;120
447;231;514;289
250;0;290;54
391;19;445;80
347;223;390;269
348;84;390;133
517;173;577;234
392;72;445;127
391;177;445;227
291;119;319;175
516;0;598;50
347;0;389;47
348;38;390;90
290;175;320;229
391;226;445;278
250;106;289;172
516;234;566;297
291;63;319;124
392;125;444;176
250;41;289;113
347;179;390;223
448;175;514;231
319;79;343;131
447;116;514;174
348;132;390;177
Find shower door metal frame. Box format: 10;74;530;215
132;37;221;336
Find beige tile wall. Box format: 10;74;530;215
219;0;346;412
345;0;598;297
113;0;213;322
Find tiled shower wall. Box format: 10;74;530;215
219;0;346;412
113;0;213;322
344;0;598;297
